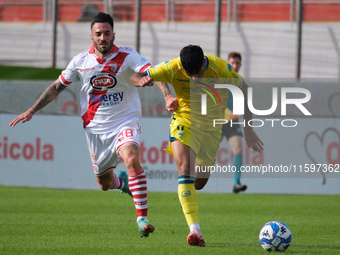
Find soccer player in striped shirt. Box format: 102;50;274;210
9;12;154;238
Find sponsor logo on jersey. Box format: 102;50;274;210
109;63;118;73
181;190;191;197
177;78;190;82
79;67;95;72
89;92;124;106
176;131;186;140
90;73;117;91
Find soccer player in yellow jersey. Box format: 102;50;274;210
130;45;264;247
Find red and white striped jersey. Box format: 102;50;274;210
59;44;151;134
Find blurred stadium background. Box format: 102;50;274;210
1;4;339;254
0;0;339;78
0;1;339;194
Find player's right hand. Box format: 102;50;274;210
165;95;178;112
244;126;264;153
9;109;34;127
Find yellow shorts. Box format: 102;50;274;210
165;113;221;166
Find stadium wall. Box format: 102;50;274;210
1;113;339;194
0;21;339;79
1;80;339;194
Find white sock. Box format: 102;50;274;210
137;216;147;223
189;223;202;235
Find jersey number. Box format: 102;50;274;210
118;129;134;142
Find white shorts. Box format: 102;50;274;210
85;122;142;176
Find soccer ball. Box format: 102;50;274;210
259;221;292;252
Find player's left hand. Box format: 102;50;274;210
138;75;154;87
9;109;34;127
165;95;178;112
244;126;264;153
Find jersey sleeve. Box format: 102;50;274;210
146;59;179;83
59;58;79;86
128;49;151;73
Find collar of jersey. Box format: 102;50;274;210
204;55;209;72
89;44;119;64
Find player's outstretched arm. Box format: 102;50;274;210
242;81;264;152
130;73;154;87
155;82;178;112
9;79;66;127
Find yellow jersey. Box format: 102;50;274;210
146;54;243;131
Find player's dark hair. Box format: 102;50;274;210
180;45;204;76
91;12;114;30
228;52;242;61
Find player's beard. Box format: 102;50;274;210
94;40;113;56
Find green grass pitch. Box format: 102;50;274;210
1;64;340;254
0;186;339;254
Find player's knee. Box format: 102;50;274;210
194;179;208;190
194;184;204;190
194;182;205;190
97;183;110;191
100;185;109;191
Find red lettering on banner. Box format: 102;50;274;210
245;146;264;165
3;136;8;158
10;143;20;159
327;142;340;164
23;144;34;159
36;137;40;160
42;144;54;160
148;107;153;116
0;136;54;161
156;103;164;116
139;141;173;165
148;147;158;164
140;142;146;164
217;148;230;165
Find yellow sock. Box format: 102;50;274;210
178;175;199;226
